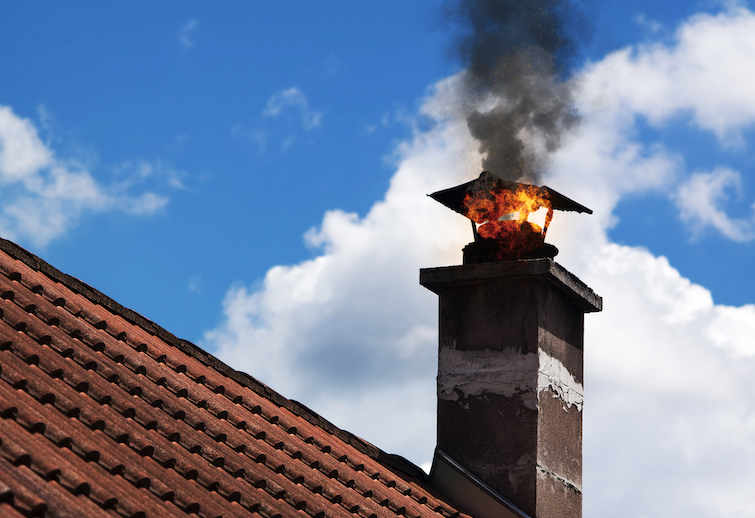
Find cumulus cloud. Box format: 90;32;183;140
576;244;755;518
0;106;169;247
206;6;755;517
579;7;755;143
573;7;755;241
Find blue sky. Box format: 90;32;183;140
1;1;460;339
2;2;755;516
5;0;752;339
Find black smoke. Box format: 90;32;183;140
446;0;592;183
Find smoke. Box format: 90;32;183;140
446;0;592;183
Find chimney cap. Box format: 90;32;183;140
420;258;603;313
428;171;592;220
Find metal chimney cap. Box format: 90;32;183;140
428;171;593;219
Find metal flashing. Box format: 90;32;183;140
428;449;532;518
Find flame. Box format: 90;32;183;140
463;183;554;258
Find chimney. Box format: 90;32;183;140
421;259;601;518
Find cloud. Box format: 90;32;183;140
0;106;52;180
230;86;323;153
179;20;198;49
263;87;323;130
674;167;755;241
633;13;664;34
205;7;755;517
572;6;755;241
575;244;755;518
0;106;169;247
233;87;323;153
579;7;755;143
113;159;188;191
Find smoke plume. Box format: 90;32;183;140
447;0;591;183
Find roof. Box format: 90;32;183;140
0;237;469;518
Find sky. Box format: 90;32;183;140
2;2;755;516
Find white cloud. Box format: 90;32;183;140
0;106;52;181
122;192;169;215
577;244;755;518
0;106;169;247
206;7;755;518
674;167;755;241
705;303;755;357
263;87;323;130
573;7;755;241
580;8;755;143
179;20;198;49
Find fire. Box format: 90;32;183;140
463;183;554;257
428;171;592;263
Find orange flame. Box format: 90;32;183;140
463;184;554;257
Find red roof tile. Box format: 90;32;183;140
0;238;468;518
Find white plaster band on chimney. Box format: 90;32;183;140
537;350;584;411
438;348;539;408
438;347;583;411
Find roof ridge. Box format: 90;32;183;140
0;237;425;483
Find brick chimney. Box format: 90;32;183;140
421;258;601;518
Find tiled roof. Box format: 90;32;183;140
0;238;467;518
